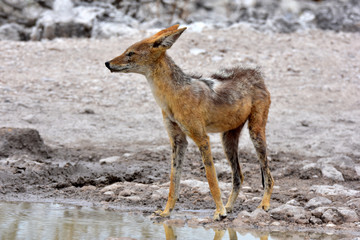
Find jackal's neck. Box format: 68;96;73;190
146;54;190;88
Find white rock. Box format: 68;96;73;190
211;56;223;62
355;165;360;176
0;23;23;41
100;182;122;192
270;204;310;222
104;191;114;196
286;199;301;206
99;156;121;164
317;155;354;169
321;165;344;181
151;188;168;200
190;48;206;56
302;163;317;171
305;196;332;209
322;209;341;224
91;21;139;39
347;198;360;209
310;184;360;197
337;207;359;223
214;161;231;177
181;179;209;195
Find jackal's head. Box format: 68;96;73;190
105;24;186;75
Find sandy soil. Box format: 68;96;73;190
0;25;359;237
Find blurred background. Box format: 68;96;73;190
0;0;359;41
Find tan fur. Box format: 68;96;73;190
105;25;274;220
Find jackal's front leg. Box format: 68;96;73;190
154;113;187;217
190;132;226;221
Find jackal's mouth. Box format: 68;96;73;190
110;66;130;73
105;62;130;73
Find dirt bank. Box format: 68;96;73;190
0;26;359;237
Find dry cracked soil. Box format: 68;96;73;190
0;25;360;238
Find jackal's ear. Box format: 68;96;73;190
153;24;180;37
152;27;187;49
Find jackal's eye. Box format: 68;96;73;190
126;51;135;57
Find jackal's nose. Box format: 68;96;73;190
105;61;110;69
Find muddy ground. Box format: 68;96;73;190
0;26;360;238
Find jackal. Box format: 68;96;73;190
105;24;274;220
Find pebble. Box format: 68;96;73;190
310;184;360;197
270;204;311;223
309;216;323;225
119;189;132;197
101;182;122;192
99;156;122;164
190;48;206;56
322;209;341;224
104;191;115;196
305;196;332;209
321;165;344;181
81;185;96;191
286;199;301;206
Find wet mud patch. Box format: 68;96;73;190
0;128;359;237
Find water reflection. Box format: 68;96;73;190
0;202;344;240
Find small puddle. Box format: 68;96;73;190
0;202;346;240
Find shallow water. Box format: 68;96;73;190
0;202;264;240
0;202;346;240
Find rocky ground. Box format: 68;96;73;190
0;0;360;41
0;24;360;238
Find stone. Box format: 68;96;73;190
310;184;360;197
249;208;270;222
347;198;360;209
190;48;206;56
181;179;209;195
322;209;341;224
100;182;122;192
91;21;138;39
337;207;359;223
81;185;96;191
126;196;141;202
151;188;168;200
104;191;115;196
233;210;251;224
118;189;132;197
270;204;310;223
22;114;38;124
99;156;122;164
107;237;136;240
309;216;323;225
311;207;330;218
286;199;301;206
214;161;231;178
30;0;96;40
317;155;354;169
305;197;332;209
355;166;360;176
320;165;344;181
0;23;24;41
0;128;49;158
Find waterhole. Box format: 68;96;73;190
0;202;344;240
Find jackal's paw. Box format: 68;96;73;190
257;203;270;211
225;205;234;213
213;208;227;221
152;209;171;218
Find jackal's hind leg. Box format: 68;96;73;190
248;103;274;211
221;124;245;213
154;113;187;217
